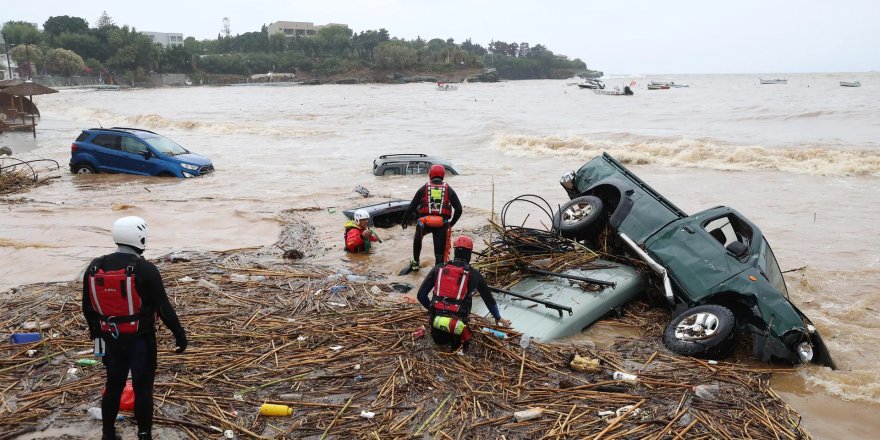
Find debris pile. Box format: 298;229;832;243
0;157;60;195
0;252;811;439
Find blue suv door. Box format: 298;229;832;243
90;134;124;171
119;135;161;175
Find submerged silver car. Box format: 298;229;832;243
372;154;459;176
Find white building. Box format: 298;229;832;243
1;56;20;80
142;31;185;47
267;21;348;38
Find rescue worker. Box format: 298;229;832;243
401;164;462;272
81;216;187;440
344;209;378;253
416;235;511;349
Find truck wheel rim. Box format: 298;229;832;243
562;203;593;225
76;168;92;174
674;312;720;341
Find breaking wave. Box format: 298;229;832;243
49;106;330;138
490;134;880;176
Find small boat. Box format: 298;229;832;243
436;82;458;91
647;84;670;90
839;81;861;87
650;81;689;88
593;86;634;96
577;79;605;90
760;78;788;85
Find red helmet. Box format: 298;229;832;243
453;235;473;250
429;164;445;180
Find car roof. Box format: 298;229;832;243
376;154;453;164
84;127;159;136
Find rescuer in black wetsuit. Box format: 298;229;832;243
81;216;187;440
401;164;463;271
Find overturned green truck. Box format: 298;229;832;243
477;153;835;368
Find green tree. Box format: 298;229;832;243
43;16;89;36
1;21;42;45
10;44;43;74
315;25;353;58
45;48;86;76
373;41;416;70
95;11;115;29
54;32;101;60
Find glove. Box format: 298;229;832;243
174;336;188;354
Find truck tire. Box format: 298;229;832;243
663;304;737;359
552;195;604;239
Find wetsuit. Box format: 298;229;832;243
81;249;186;439
416;259;502;347
402;178;463;265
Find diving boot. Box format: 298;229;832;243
137;432;152;440
101;433;122;440
410;258;420;272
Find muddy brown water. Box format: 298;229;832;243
2;74;879;439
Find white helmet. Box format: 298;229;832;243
353;209;370;222
112;216;148;251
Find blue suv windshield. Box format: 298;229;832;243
143;134;188;156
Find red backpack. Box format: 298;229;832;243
431;263;470;316
87;257;146;337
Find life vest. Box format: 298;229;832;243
431;263;470;317
419;182;452;218
87;256;147;337
344;220;371;253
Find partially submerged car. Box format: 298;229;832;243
70;127;214;178
372;154;459;176
545;153;834;367
472;261;647;341
343;200;411;228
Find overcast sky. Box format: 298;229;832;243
3;0;877;74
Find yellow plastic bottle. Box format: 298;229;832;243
259;403;292;416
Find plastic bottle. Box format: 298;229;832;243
87;407;125;421
346;274;368;284
519;333;531;349
612;371;638;381
482;328;507;339
76;359;99;367
197;278;219;290
259;403;292;416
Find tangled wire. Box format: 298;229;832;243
495;194;579;255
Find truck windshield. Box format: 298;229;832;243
144;135;188;156
758;241;788;297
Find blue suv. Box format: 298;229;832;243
69;127;214;178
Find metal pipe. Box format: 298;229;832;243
517;266;616;287
618;232;675;305
489;286;573;318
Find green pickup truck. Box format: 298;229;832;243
556;153;835;367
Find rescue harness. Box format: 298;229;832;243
87;256;149;338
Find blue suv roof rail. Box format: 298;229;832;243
379;153;427;159
110;127;158;134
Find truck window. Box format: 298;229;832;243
758;241;789;297
703;214;753;248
